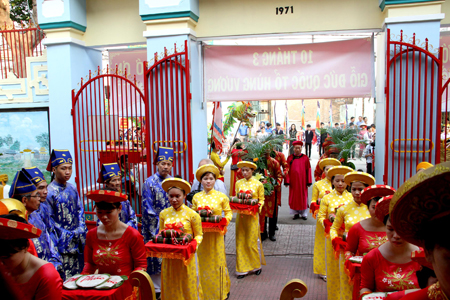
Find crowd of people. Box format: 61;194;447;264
0;123;449;300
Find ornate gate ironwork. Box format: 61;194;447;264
72;68;151;225
144;41;193;182
384;29;443;188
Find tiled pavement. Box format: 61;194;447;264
224;223;328;300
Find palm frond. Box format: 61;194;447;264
325;127;368;162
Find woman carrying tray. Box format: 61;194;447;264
311;157;341;282
81;190;147;297
192;164;232;300
345;185;395;300
330;171;375;300
317;165;354;300
97;163;138;230
0;213;62;299
360;195;421;297
159;178;204;300
234;161;266;279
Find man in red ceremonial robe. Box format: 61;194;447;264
274;150;288;207
285;141;312;220
260;152;283;241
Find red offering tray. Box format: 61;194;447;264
145;240;197;266
202;218;228;235
230;202;259;218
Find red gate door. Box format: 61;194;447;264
144;41;194;182
72;68;151;225
384;29;443;188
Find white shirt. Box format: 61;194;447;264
363;144;374;163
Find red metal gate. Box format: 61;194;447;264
384;29;443;188
72;67;151;225
144;41;194;182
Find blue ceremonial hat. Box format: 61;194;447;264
9;170;37;198
97;163;122;183
153;146;174;165
46;149;73;171
22;167;46;186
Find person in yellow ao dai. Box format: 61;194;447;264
235;161;266;279
330;171;374;300
159;178;203;300
192;164;233;300
311;158;341;281
317;166;354;300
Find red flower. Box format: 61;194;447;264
339;158;345;162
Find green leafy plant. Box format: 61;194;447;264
10;0;35;26
240;134;286;195
316;127;328;135
325;127;367;167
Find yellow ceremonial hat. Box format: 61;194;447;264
0;201;8;215
390;161;450;247
237;161;257;170
319;158;341;170
344;171;375;186
195;164;220;182
0;198;27;219
327;166;354;179
416;161;433;172
162;178;192;195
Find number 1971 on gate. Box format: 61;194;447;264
276;6;294;15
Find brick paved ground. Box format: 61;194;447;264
225;223;328;300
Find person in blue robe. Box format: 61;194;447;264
96;163;138;229
44;149;87;280
141;146;174;295
22;167;64;278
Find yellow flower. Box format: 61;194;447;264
253;158;259;162
254;173;263;181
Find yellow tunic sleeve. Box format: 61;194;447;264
191;210;203;245
317;195;330;228
330;206;345;240
311;182;320;204
211;151;230;168
221;193;233;223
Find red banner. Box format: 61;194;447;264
204;38;373;101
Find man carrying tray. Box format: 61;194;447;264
141;146;174;296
